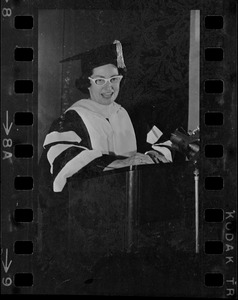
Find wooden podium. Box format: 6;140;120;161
36;161;202;295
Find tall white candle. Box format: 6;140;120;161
188;10;200;132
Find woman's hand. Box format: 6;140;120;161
145;150;172;164
104;153;154;171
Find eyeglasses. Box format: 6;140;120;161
88;75;123;86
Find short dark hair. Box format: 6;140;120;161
75;66;127;95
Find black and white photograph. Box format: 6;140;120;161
1;0;237;297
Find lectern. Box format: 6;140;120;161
36;161;201;295
66;162;198;260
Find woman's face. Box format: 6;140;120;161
88;64;121;105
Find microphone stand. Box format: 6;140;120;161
193;160;199;253
170;128;200;254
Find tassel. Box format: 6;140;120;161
113;40;126;69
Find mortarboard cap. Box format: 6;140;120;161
60;40;126;75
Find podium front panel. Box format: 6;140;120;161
67;162;196;260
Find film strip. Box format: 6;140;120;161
1;0;237;296
202;8;236;297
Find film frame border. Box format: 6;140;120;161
1;0;237;296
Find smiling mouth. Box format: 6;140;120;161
102;93;113;98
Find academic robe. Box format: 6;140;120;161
39;99;173;208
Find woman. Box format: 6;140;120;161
37;40;174;288
39;40;172;197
